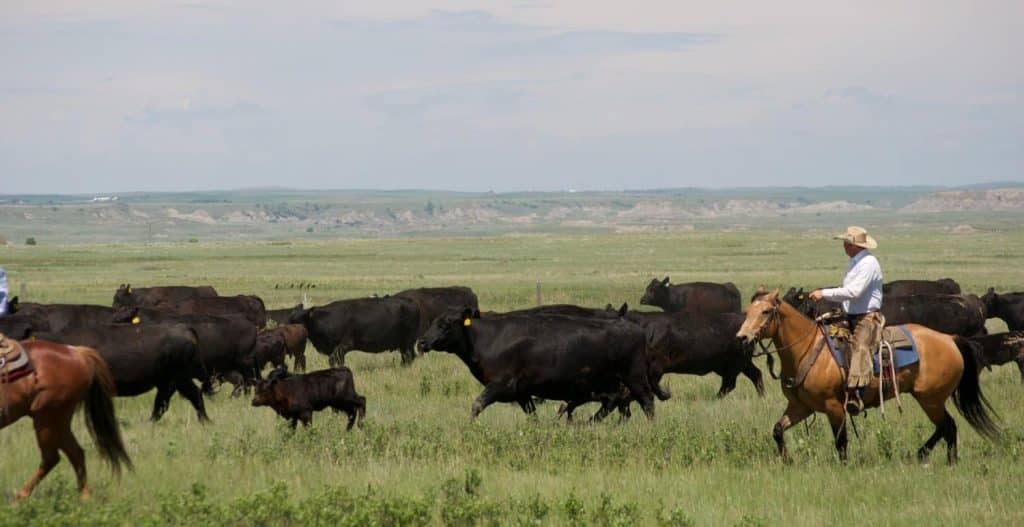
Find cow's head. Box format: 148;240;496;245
287;304;311;325
112;284;135;309
251;366;288;407
980;287;999;319
418;307;476;353
640;277;671;306
736;286;781;344
110;305;141;324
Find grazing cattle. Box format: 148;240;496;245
785;290;987;337
262;324;308;372
36;323;210;422
266;308;293;328
288;296;420;365
112;284;218;309
0;312;43;339
626;311;764;399
251;366;366;429
394;286;479;336
9;303;114;334
882;294;988;337
640;277;741;315
981;289;1024;331
418;309;657;420
251;331;287;374
110;307;258;395
970;331;1024;382
154;295;267;329
883;278;961;296
500;303;626;319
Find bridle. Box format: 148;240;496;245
749;301;825;357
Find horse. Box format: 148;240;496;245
735;289;1001;464
0;334;132;500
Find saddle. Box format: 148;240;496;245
0;334;33;383
824;324;919;374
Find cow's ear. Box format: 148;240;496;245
661;277;670;286
472;309;481;319
987;287;995;294
618;303;629;316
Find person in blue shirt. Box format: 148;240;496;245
809;226;884;416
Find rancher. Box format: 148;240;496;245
0;266;9;316
808;226;884;415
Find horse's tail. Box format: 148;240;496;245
951;336;1002;442
78;346;133;474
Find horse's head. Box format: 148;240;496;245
736;286;781;344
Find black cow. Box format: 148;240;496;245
640;277;741;315
500;303;627;319
970;331;1024;382
251;366;366;429
626;311;764;399
9;302;114;333
112;284;219;309
981;289;1024;331
288;296;420;365
882;294;988;337
394;286;479;336
883;278;961;296
36;323;210;422
418;309;657;420
154;295;267;329
266;308;293;327
251;331;288;374
784;290;987;337
0;312;44;339
111;307;258;396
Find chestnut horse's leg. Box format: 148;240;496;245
55;414;91;498
824;402;849;462
16;417;62;500
773;401;813;463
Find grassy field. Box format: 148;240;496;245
1;227;1023;526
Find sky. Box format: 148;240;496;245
1;1;1022;194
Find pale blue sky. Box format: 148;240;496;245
2;1;1021;194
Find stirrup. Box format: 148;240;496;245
845;392;864;416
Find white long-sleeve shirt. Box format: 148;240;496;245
0;267;8;316
821;250;883;315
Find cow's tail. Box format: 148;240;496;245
952;336;1002;442
78;346;133;475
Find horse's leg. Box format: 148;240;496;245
54;415;90;498
742;362;766;397
16;417;63;500
824;402;848;462
773;401;813;463
916;403;958;464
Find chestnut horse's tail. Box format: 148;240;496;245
951;337;1002;442
77;346;133;474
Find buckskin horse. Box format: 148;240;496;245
0;334;132;500
736;289;1000;464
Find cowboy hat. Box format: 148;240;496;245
833;225;877;249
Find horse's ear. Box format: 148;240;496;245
756;285;769;294
770;288;781;302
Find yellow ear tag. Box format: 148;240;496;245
798;295;805;300
463;318;472;327
131;316;141;325
28;336;36;341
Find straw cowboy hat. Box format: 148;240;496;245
833;226;877;249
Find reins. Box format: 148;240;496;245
751;305;823;357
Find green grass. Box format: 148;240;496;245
1;227;1023;525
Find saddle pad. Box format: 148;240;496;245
825;325;920;373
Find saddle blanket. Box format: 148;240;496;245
827;325;920;374
0;342;33;383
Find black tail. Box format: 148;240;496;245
952;336;1002;442
81;348;134;474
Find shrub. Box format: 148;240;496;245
25;237;37;245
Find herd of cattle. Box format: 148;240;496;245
1;278;1023;427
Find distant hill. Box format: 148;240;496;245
1;185;1021;243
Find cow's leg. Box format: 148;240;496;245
517;397;536;415
329;346;345;367
175;378;210;423
289;418;299;430
299;411;313;428
773;401;813;463
294;349;307;373
622;378;655;420
589;399;619;423
470;384;504;420
400;345;416;365
716;371;739;398
742;362;766;396
150;384;174;422
556;402;577;422
1016;357;1024;383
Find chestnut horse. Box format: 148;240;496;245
0;335;132;500
736;289;1000;464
